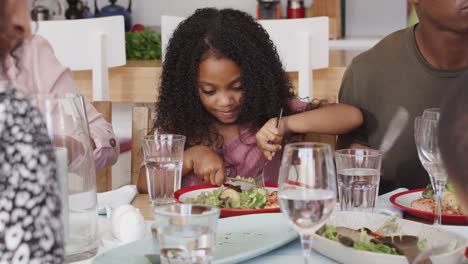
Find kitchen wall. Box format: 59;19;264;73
30;0;407;37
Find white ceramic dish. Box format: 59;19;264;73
92;213;298;264
313;211;467;264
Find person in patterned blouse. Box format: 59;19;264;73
0;0;64;263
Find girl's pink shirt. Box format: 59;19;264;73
3;35;119;171
182;99;309;187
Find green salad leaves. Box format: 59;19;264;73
186;186;269;209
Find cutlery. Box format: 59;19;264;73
379;106;409;153
256;107;284;187
224;108;283;190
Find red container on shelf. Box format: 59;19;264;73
287;0;305;19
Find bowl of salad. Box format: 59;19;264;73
313;212;467;264
174;183;279;218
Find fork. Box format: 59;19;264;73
256;108;284;187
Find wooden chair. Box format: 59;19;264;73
130;106;153;186
91;101;113;192
301;67;346;150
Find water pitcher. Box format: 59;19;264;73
33;94;98;262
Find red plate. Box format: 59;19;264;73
389;189;468;225
174;183;280;218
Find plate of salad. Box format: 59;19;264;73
174;183;279;218
313;211;467;264
389;183;467;225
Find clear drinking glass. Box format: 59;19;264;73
33;94;98;262
335;149;383;212
422;108;440;120
278;143;337;264
141;134;186;205
153;204;220;264
414;116;447;225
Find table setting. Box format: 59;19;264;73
68;107;467;264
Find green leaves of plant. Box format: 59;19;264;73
125;29;162;60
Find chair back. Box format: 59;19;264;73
131;106;153;185
302;66;346;150
35;16;126;101
91;101;113;192
161;15;329;100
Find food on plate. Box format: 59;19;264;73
410;183;462;215
185;186;278;209
316;216;456;263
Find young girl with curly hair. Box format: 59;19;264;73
138;8;363;191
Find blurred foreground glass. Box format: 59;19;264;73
33;94;98;262
153;204;220;264
414;116;446;225
335;149;383;212
141;134;186;205
422;108;440;120
278;143;336;264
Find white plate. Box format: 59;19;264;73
313;211;467;264
92;213;298;264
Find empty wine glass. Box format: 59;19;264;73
414;116;447;225
278;143;337;264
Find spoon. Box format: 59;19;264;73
379;106;409;153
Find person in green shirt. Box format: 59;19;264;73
439;74;468;214
337;0;468;194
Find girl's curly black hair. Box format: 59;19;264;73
155;8;296;148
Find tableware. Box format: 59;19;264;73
141;134;186;205
389;189;468;225
152;204;220;264
174;184;280;218
92;213;298;264
422;108;440;120
257;107;284;188
33;94;99;261
415;115;447;225
224;176;256;191
278;142;337;264
335;149;383;212
312;211;467;264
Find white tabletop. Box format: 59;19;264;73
74;190;468;264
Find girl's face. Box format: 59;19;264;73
197;55;243;125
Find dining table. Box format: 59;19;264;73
73;189;468;264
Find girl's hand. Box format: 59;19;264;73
185;146;225;185
256;117;284;160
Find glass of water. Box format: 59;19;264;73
278;143;337;264
335;149;383;212
141;134;186;205
153;204;220;264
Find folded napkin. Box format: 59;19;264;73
375;187;409;217
97;185;138;215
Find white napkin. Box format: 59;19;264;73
97;185;138;215
375;188;409;217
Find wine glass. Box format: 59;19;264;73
414;116;447;225
278;143;337;264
